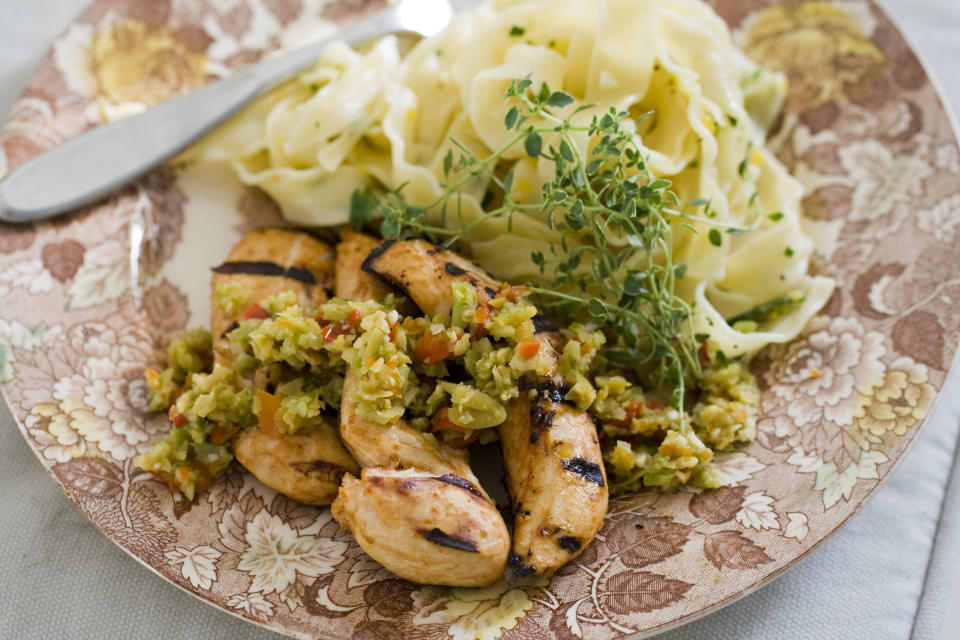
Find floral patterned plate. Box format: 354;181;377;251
2;1;959;638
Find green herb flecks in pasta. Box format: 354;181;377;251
726;289;805;327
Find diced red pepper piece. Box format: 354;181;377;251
517;339;541;359
153;471;180;494
472;305;491;338
170;410;187;428
415;333;452;364
430;408;466;434
347;308;363;326
614;401;644;428
320;323;350;342
431;409;476;448
242;304;270;320
210;425;230;445
473;306;491;326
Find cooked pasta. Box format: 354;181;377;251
187;0;834;356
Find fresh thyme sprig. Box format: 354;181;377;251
350;76;742;416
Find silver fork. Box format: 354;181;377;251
0;0;478;223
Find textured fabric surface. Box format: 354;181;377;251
913;424;960;640
2;1;959;639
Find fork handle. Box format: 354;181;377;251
0;8;398;223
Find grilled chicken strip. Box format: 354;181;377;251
211;228;334;365
211;229;357;504
335;231;472;475
361;238;501;318
333;468;509;587
501;381;608;576
339;372;473;475
335;228;396;303
331;231;509;586
363;238;608;576
233;416;359;505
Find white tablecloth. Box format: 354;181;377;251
2;1;960;638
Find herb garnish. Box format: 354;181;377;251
349;77;750;418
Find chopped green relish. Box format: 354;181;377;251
597;357;759;494
139;277;762;499
145;328;213;411
214;282;250;316
167;328;212;379
136;365;253;500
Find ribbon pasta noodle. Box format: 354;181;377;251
189;0;834;356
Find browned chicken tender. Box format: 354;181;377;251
211;229;357;505
361;238;500;318
335;228;397;303
332;379;510;587
210;229;334;365
234;416;360;506
500;381;608;576
335;231;473;475
363;238;608;577
339;372;473;475
332;468;510;587
331;231;510;587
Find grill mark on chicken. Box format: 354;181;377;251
363;239;502;319
383;470;487;502
508;553;537;576
360;240;414;298
438;474;485;498
290;460;350;483
558;536;581;552
422;528;479;553
529;402;556;442
211;260;317;284
534;379;565;403
444;262;468;277
360;240;397;282
285;265;316;283
519;378;565;403
532;313;559;333
362;238;396;264
525;378;570;443
221;321;240;339
561;457;606;486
